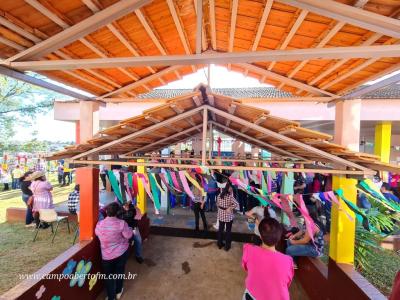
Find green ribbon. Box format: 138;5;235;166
148;173;161;210
107;170;123;203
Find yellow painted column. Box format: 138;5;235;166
329;176;357;264
330;99;360;265
374;122;391;181
136;159;146;213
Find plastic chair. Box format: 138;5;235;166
33;209;71;243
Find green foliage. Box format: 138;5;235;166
0;75;59;148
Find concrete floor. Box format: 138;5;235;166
97;235;308;300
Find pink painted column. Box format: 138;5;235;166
75;121;80;144
79;101;100;143
334;99;361;152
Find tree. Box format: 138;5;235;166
0;75;61;150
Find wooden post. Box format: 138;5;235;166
202;107;208;165
209;122;213;160
76;167;99;241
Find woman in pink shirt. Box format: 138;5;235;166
95;202;133;300
242;218;294;300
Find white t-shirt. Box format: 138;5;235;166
250;206;277;237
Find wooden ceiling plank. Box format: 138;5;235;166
8;0;151;61
0;16;41;43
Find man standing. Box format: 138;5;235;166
12;165;23;189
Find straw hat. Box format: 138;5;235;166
28;171;46;181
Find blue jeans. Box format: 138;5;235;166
22;194;34;225
12;178;20;189
130;230;142;258
286;241;319;257
206;192;216;211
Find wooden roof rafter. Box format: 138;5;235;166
268;9;308;72
227;0;239;70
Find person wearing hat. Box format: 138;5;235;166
29;171;54;228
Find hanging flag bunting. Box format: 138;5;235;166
107;170;123;203
185;171;206;196
293;194;317;241
148;173;161;210
178;171;195;199
280;195;298;227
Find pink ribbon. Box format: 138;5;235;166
293;194;317;241
179;171;194;199
281;195;298;227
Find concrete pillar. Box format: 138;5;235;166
333;99;361;152
76;167;99;241
79;101;100;143
374;122;392;163
330;99;361;264
75;121;80;144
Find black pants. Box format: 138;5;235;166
100;173;107;189
102;250;129;300
238;190;247;213
217;221;233;250
63;172;70;185
57;174;63;184
193;202;207;230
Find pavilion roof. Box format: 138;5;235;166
47;84;400;175
0;0;399;100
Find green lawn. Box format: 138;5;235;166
0;173;75;294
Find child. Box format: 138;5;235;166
119;201;144;264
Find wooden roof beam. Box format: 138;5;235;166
209;0;216;50
241;113;268;134
0;16;41;43
239;63;336;97
227;0;239;69
268;9;308;71
123;124;202;156
193;0;207;53
0;36;26;51
251;0;273;51
207;105;373;172
0;65;91;99
211;121;304;160
8;0;151;61
225;103;237;127
192;95;203;106
13;46;400;73
276;0;400;39
73;105;204;159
